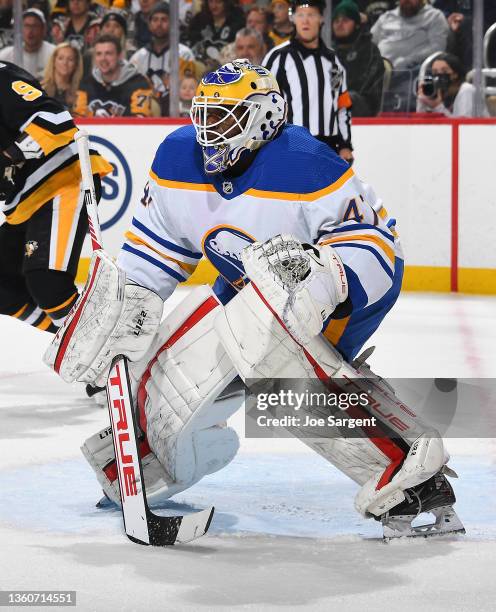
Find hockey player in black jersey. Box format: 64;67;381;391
0;61;111;332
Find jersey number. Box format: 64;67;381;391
11;80;43;102
343;196;379;226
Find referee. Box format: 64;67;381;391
263;0;354;163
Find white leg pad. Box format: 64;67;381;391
81;425;177;505
141;286;240;488
215;281;451;517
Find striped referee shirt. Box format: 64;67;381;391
263;37;353;150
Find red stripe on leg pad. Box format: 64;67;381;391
250;281;407;480
54;256;102;374
104;438;152;483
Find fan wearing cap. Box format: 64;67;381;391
0;9;55;79
101;10;136;59
130;2;196;114
332;0;384;116
263;0;354;164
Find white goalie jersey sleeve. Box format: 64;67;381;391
301;174;402;309
117;176;203;300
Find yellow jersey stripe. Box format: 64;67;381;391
37;315;54;331
24;123;78;156
245;168;355;202
149;170;216;192
125;232;198;274
323;315;351;346
12;303;29;319
54;184;82;270
5;155;111;225
320;233;395;265
44;291;78;314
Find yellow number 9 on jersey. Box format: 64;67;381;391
11;80;42;101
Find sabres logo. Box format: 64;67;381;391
202;226;255;288
202;64;243;86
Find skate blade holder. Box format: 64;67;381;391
382;505;466;540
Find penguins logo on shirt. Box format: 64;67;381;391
89;99;126;118
202;226;255;288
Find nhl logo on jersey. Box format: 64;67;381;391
24;240;38;258
222;181;233;194
330;65;343;91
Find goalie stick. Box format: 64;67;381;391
75;130;214;546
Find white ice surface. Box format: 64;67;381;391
1;290;495;611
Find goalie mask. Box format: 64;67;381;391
190;60;287;174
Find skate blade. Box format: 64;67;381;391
382;505;466;540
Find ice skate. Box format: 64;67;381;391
381;471;465;540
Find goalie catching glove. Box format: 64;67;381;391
43;250;163;387
242;234;348;345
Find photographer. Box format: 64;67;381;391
417;52;488;116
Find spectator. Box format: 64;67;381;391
246;7;274;52
264;0;353;163
62;0;96;52
135;0;159;49
0;0;13;50
234;27;265;64
179;74;197;116
74;34;153;116
332;0;384;116
371;0;449;70
80;17;102;79
0;9;55;79
42;42;83;113
356;1;396;29
27;0;50;21
434;1;496;36
187;0;245;70
131;2;196;115
84;16;102;48
101;10;135;58
221;26;265;65
417;52;489;116
269;0;294;47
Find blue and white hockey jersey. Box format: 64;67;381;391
118;124;404;361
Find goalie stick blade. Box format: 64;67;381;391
382;505;466;540
131;506;215;547
176;506;215;544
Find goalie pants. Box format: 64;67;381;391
0;174;101;331
323;258;404;362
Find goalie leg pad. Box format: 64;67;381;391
140;286;240;487
214;278;452;517
81;425;180;505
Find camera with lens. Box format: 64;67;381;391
422;73;451;98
